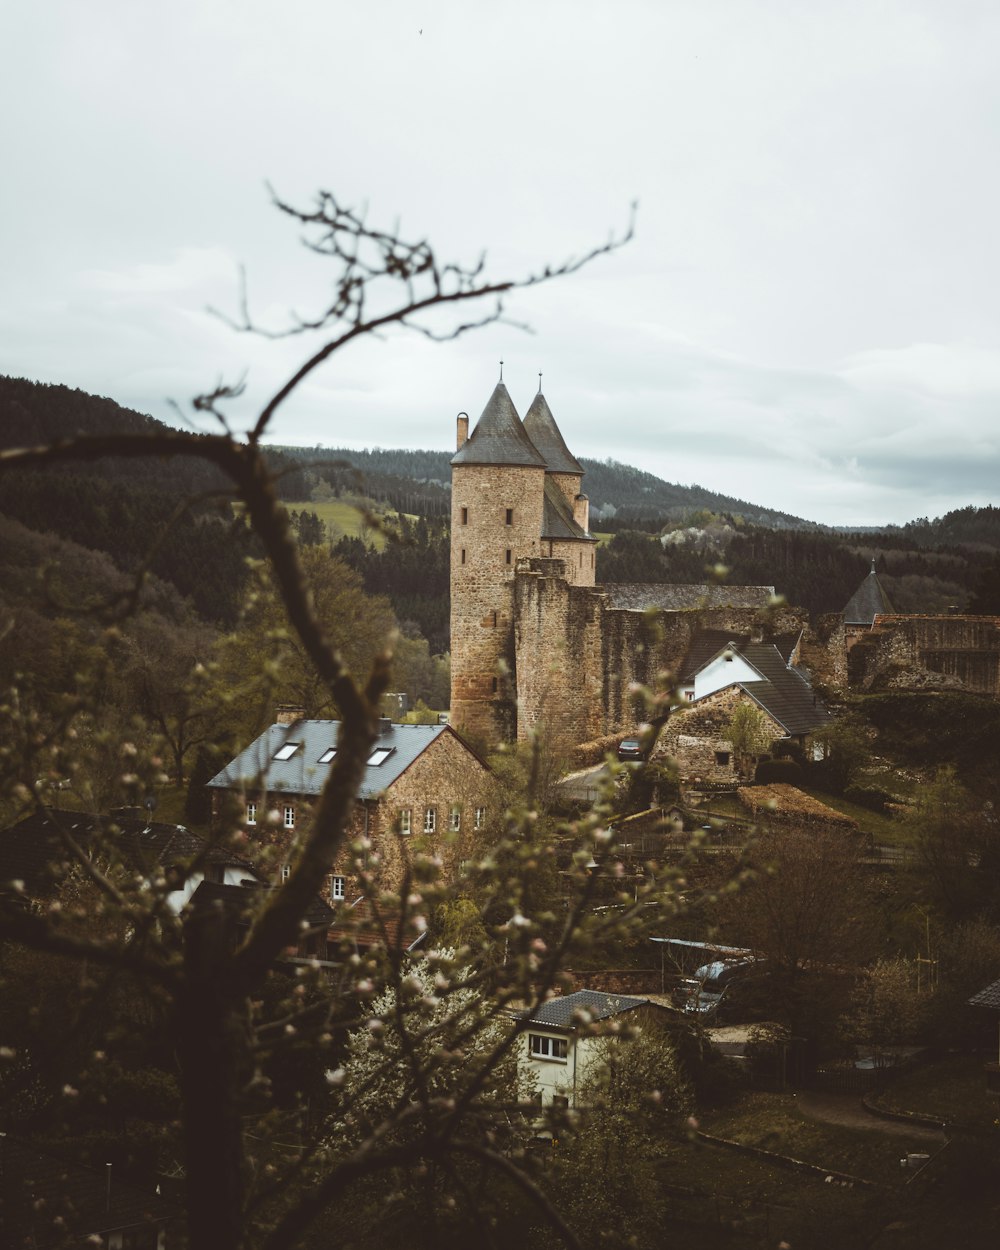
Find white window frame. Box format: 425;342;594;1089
331;874;345;901
474;806;486;830
318;747;336;764
529;1033;568;1062
283;804;295;830
450;805;461;832
424;807;436;834
246;801;257;826
399;808;412;836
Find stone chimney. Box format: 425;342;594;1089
276;704;305;726
573;493;590;533
377;716;394;736
456;412;469;450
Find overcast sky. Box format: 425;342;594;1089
3;1;999;526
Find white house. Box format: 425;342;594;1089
519;989;675;1108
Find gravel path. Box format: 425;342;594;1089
795;1091;945;1141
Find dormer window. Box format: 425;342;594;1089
318;747;337;764
368;747;395;766
273;742;301;761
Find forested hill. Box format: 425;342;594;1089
294;445;814;530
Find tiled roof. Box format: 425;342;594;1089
522;392;584;476
843;563;894;625
520;989;650;1030
326;896;427;954
207;721;461;799
0;809;252;897
679;629;750;680
737;642;833;735
602;584;776;611
969;977;1000;1010
0;1137;177;1247
541;476;593;542
451;382;547;469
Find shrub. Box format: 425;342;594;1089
755;758;804;785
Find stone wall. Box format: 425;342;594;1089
654;685;785;783
852;615;1000;695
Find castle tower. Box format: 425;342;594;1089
450;382;547;742
523;390;597;587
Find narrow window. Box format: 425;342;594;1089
461;548;467;565
474;806;486;830
461;506;468;525
450;805;461;832
491;677;498;693
591;552;595;568
579;552;583;567
246;802;257;826
283;804;295;829
505;508;513;525
331;875;345;901
505;549;512;565
424;807;437;834
399;808;412;835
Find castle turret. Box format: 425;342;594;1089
524;390;597;587
450;382;547;742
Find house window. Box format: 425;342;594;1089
461;548;466;565
283;804;295;829
552;1094;570;1109
714;751;731;766
505;549;512;565
529;1034;568;1061
424;807;437;834
273;742;301;761
684;690;695;701
505;508;513;525
399;808;412;835
368;747;395;766
318;747;336;764
246;802;257;826
281;863;291;882
461;506;468;525
474;807;486;830
331;875;345;901
450;805;461;832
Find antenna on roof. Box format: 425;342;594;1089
538;371;543;393
499;359;504;382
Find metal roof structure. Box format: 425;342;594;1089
519;988;651;1030
450;381;547;469
207;720;458;799
969;977;1000;1011
522;391;584;476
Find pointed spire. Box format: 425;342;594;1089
844;559;894;624
523;390;583;476
451;381;547;468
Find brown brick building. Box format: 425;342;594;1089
207;718;494;902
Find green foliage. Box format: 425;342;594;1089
755;757;805;785
859;691;1000;790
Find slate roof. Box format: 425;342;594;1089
207;721;469;799
0;809;252;897
522;391;584;476
601;584;776;612
0;1136;178;1247
541;475;594;542
968;976;1000;1011
450;382;547;469
843;561;894;625
520;989;650;1030
736;641;833;735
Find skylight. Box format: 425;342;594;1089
368;747;395;766
273;742;301;761
318;747;336;764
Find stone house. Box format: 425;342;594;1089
450;380;805;755
207;717;493;902
518;989;677;1109
655;631;833;783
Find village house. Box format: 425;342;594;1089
206;714;494;901
655;630;833;784
518;989;677;1109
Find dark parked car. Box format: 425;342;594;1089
616;738;646;762
671;957;770;1022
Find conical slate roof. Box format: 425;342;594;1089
522;391;583;475
843;560;894;625
451;382;547;468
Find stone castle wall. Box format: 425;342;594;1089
852;615;1000;695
